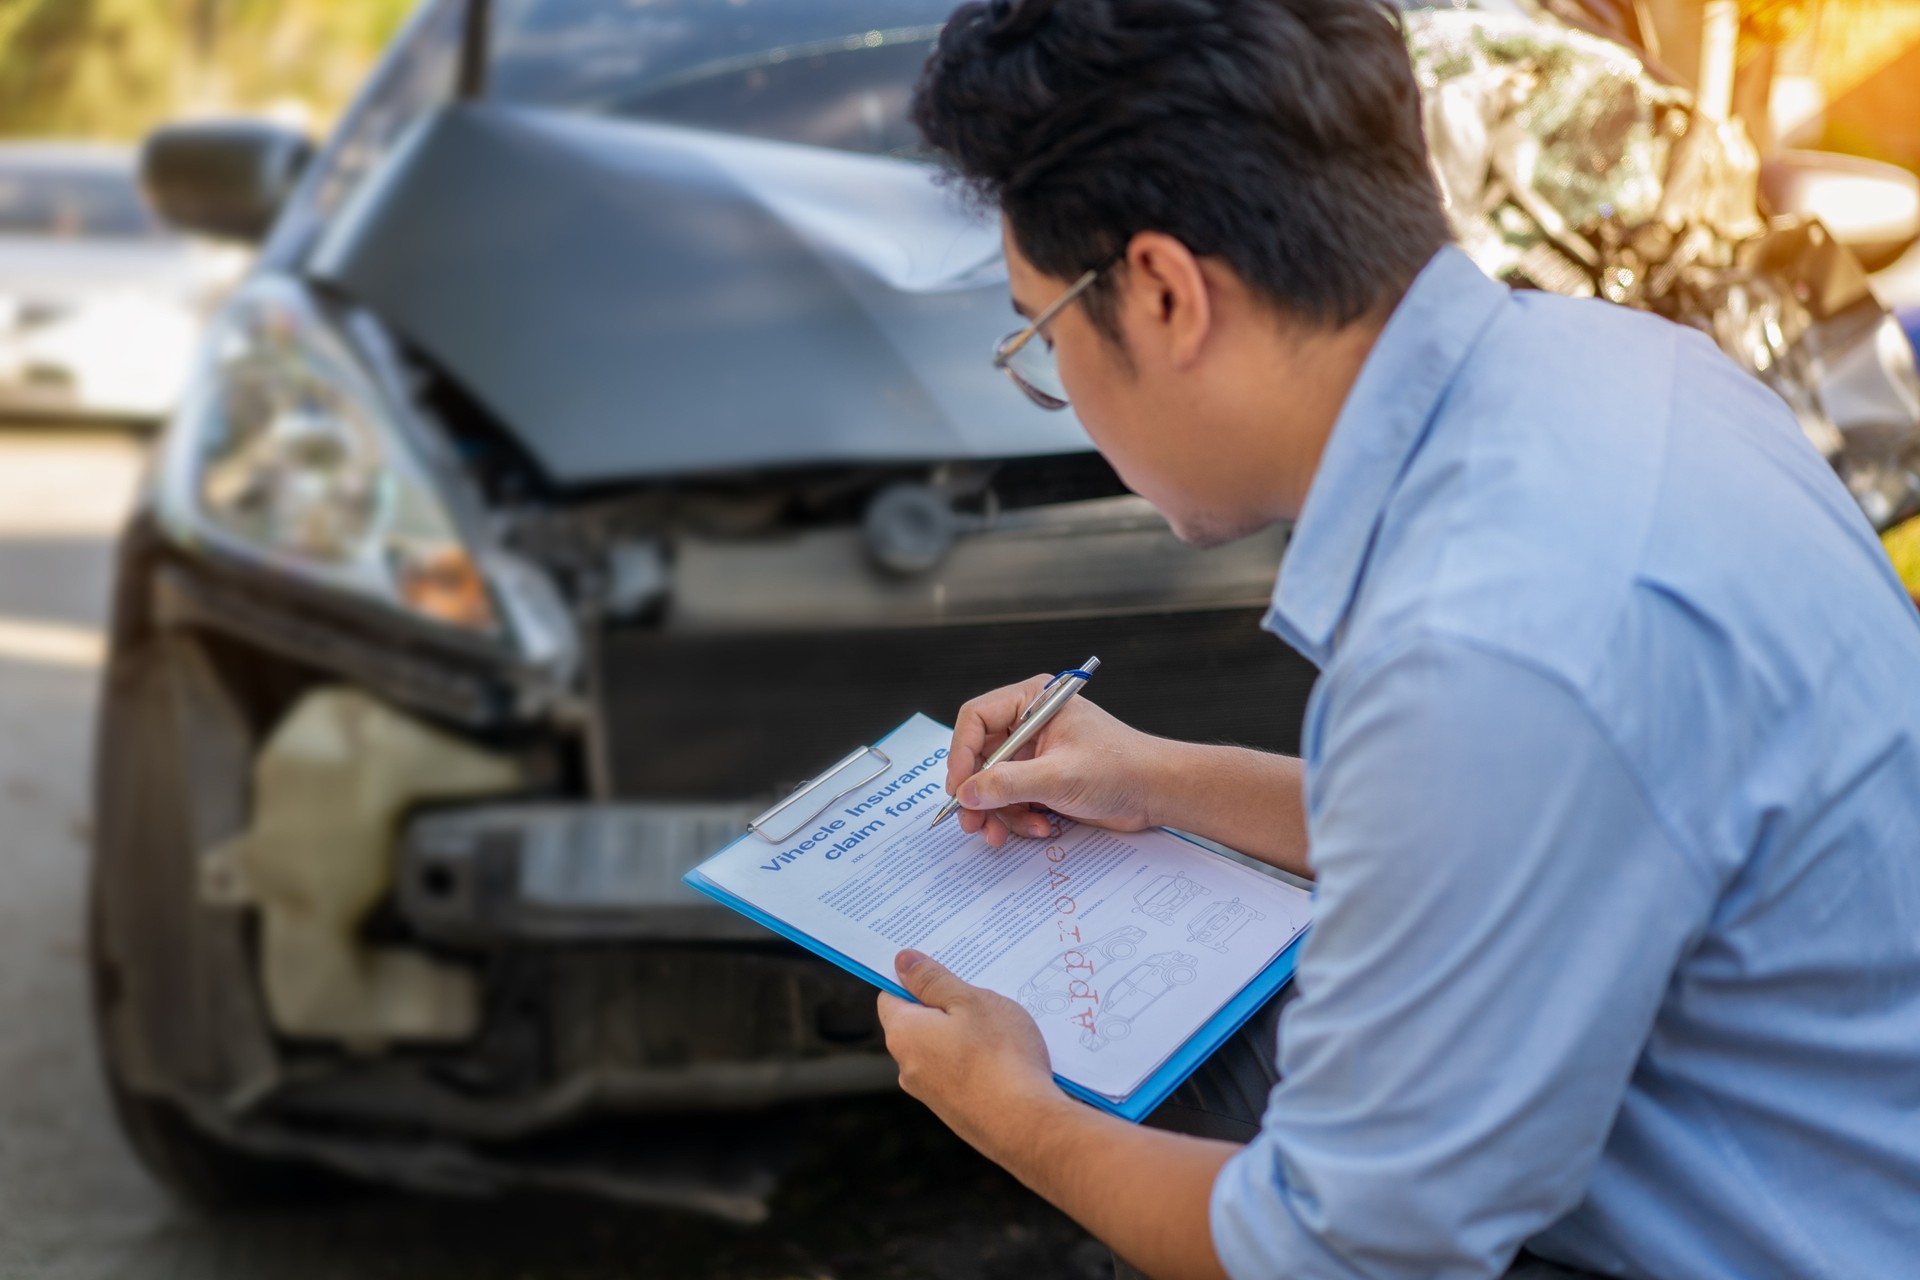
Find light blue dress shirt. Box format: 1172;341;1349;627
1211;246;1920;1279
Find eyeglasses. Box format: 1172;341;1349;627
992;262;1109;411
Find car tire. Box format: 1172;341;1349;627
98;1066;338;1212
90;881;349;1211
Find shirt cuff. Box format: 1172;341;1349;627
1210;1135;1351;1280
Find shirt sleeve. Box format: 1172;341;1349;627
1211;634;1717;1280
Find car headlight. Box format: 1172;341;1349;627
156;276;502;637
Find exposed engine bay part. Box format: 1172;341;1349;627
207;687;523;1047
400;802;766;945
602;539;671;620
862;483;971;576
1408;7;1920;531
667;495;1289;632
491;454;1132;623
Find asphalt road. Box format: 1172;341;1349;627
0;426;1105;1280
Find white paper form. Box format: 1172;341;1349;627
691;714;1313;1101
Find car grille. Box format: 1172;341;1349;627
594;607;1317;801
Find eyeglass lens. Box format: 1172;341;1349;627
1000;333;1070;410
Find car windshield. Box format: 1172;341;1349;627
489;0;955;157
0;161;163;240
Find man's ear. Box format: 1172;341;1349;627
1121;231;1212;367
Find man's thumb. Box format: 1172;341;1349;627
895;949;971;1010
957;757;1060;811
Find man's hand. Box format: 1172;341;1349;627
876;949;1060;1157
878;948;1236;1280
946;675;1168;847
946;674;1315;877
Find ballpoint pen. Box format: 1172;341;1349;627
929;656;1101;829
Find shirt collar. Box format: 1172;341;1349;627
1266;246;1509;666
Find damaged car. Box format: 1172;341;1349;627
90;0;1920;1218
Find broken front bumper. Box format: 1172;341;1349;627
205;682;899;1102
93;522;908;1217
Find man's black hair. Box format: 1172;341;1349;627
911;0;1450;335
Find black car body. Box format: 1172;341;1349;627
90;0;1920;1216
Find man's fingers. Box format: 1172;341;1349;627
948;674;1054;788
876;990;920;1030
957;755;1063;812
1013;808;1052;839
894;948;974;1011
967;804;1051;848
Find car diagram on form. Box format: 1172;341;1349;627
1079;951;1201;1052
1187;898;1266;954
1018;925;1148;1019
1133;873;1211;925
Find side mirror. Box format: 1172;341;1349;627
140;120;314;244
1760;150;1920;275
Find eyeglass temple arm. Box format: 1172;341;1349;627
995;266;1104;366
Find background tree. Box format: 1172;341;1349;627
0;0;414;141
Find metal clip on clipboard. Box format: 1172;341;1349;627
747;744;894;844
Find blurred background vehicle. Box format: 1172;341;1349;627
1416;0;1920;529
81;0;1920;1222
0;144;242;422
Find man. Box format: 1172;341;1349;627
872;1;1920;1277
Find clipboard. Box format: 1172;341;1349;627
689;713;1311;1123
747;744;893;843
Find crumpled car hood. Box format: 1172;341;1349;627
308;103;1090;486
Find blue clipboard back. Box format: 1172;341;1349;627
681;865;1304;1122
